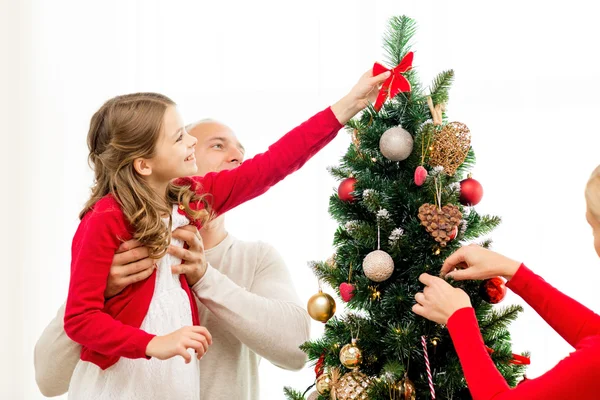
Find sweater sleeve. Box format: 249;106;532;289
180;107;342;216
506;264;600;347
447;307;600;400
191;244;310;370
34;303;80;397
64;203;155;360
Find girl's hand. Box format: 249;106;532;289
331;69;391;125
146;326;213;363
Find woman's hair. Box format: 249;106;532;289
586;164;600;221
81;93;212;258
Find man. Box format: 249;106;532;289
34;119;311;399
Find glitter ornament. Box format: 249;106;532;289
379;126;414;161
335;371;371;400
362;250;394;282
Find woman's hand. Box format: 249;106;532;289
441;244;521;282
412;273;472;325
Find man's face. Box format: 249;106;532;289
188;121;245;175
586;207;600;258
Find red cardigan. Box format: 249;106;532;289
64;107;342;369
447;264;600;399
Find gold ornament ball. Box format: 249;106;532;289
363;250;394;282
335;371;371;400
339;339;362;370
307;391;319;400
307;290;336;323
392;376;416;400
316;373;332;395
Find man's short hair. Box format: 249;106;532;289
185;118;223;131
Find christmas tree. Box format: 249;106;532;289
284;16;528;400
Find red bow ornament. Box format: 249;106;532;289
373;51;414;112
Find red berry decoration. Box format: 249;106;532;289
338;177;358;202
414;165;428;186
339;282;355;302
479;277;507;304
459;176;484;206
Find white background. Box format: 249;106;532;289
2;0;600;398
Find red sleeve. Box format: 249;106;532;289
177;107;342;215
447;307;600;399
64;199;155;360
506;264;600;347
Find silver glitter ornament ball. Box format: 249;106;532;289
307;391;319;400
362;250;394;282
379;126;413;161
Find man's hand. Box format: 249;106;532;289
105;226;207;298
105;240;155;299
169;225;207;287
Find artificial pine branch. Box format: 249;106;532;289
480;305;524;335
328;166;352;180
283;387;305;400
461;213;502;240
429;70;455;105
455;147;476;176
382;16;417;67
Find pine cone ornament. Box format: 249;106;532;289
418;204;462;246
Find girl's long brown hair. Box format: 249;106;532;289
81;93;211;258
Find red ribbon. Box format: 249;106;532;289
314;352;326;378
486;346;531;365
373;51;414;111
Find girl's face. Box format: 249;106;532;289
142;105;198;185
586;207;600;258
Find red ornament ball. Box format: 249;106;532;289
414;166;428;186
338;177;357;202
339;282;355;302
459;177;484;206
479;277;507;304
